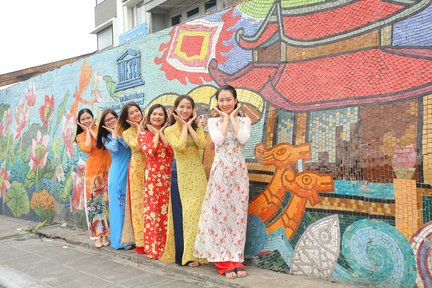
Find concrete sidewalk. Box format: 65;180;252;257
0;215;360;288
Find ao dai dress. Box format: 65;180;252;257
162;122;207;265
76;126;112;240
194;116;251;262
102;134;134;249
122;127;146;249
137;130;173;259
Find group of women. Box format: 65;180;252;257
74;85;251;278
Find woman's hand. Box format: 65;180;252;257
77;121;90;131
230;105;242;119
160;121;169;134
214;107;229;119
102;125;118;139
173;114;187;126
146;124;159;134
187;109;198;126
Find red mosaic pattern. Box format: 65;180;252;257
281;0;404;41
155;8;239;85
237;0;414;49
210;48;432;111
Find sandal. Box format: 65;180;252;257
235;268;247;278
186;261;200;267
224;269;237;279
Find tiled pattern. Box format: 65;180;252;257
394;179;419;239
291;215;340;278
308;108;359;163
423;195;432;223
340;219;416;287
359;101;418;184
423;95;432;183
295;113;307;145
393;4;432;46
275;109;295;144
307;196;395;217
409;221;432;288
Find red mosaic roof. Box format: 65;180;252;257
238;23;279;50
281;0;404;41
209;48;432;111
238;0;415;49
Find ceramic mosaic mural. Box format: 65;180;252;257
1;0;432;287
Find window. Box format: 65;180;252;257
187;7;199;19
97;26;113;50
171;14;181;26
131;1;145;28
205;0;217;13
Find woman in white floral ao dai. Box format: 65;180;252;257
194;85;251;279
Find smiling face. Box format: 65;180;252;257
103;113;117;129
149;107;166;129
79;112;93;128
217;89;238;115
127;105;142;123
175;98;193;122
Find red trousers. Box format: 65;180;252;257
214;261;245;275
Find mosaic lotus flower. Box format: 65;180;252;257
71;158;86;212
0;161;11;199
14;100;29;140
39;95;54;127
25;84;36;107
61;112;76;160
29;131;49;172
393;144;417;169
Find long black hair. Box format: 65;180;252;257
144;104;168;131
214;85;245;117
96;109;118;149
75;108;94;142
170;95;198;129
118;102;143;133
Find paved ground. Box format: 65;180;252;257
0;215;361;288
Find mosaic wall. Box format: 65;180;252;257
1;0;432;287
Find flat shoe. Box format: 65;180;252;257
102;237;110;247
125;244;135;251
94;239;102;248
186;261;200;267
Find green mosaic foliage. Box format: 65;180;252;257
239;0;325;19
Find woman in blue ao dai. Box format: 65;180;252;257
97;109;134;249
